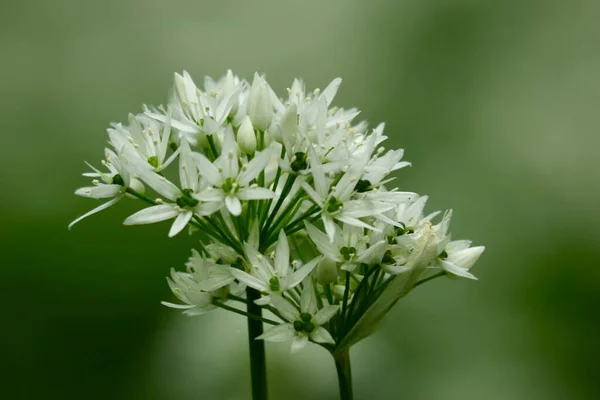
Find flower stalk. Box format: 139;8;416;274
334;349;353;400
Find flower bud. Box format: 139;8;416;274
316;257;338;285
237;116;257;154
246;72;273;131
279;104;298;151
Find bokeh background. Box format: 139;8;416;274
2;0;599;399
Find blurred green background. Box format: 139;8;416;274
2;0;599;399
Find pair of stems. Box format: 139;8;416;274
245;287;353;400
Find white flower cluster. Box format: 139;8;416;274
71;70;484;352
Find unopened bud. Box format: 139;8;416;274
246;73;273;131
316;258;338;285
237;116;257;154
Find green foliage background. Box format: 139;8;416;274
1;1;598;399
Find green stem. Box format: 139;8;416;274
413;271;445;288
212;301;278;325
333;349;353;400
246;287;268;400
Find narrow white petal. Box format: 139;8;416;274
238;149;271;186
320;77;342;106
291;335;309;353
160;301;195;309
310;327;335;344
137;170;180;200
322;215;337;243
225;195;242;216
274;230;290;277
75;184;122;199
191;152;221;186
300;279;317;315
68;195;123;229
168;211;193;237
237;187;275;200
230;268;269;292
305;221;341;261
314;305;340;325
123;204;179;225
256;323;296;342
195;188;224;202
301;182;324;208
271;294;300;321
178;140;198;190
440;260;478;280
283;256;321;290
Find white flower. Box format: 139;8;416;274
436;240;485;280
305;222;385;272
194;129;274;216
257;280;338;352
123;140;219;237
230;231;321;304
69;148;143;229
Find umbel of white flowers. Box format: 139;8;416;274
70;70;484;352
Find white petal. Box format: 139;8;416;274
192;152;221;186
161;301;195;309
75;184;122;199
230;268;269;292
68;195;123;229
301;182;324;208
237;187;275;201
291;335;309;353
283;256;321;290
274;230;290;277
305;221;341;261
320;77;342;106
238;149;271;186
256;323;296;342
439;260;478;280
169;211;193;237
322;215;337;243
314;305;340;325
310;326;335;344
300;279;317;315
271;294;300;321
195;188;224;202
178;140;198;190
225;195;242;216
137;169;180;200
123;204;179;225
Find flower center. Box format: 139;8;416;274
176;188;199;208
355;179;372;193
293;313;316;333
147;156;159;168
111;174;125;186
222;177;240;195
268;276;280;292
325;196;343;214
290;152;308;172
340;246;357;261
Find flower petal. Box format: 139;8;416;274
256;323;296;342
123;204;179;225
237;187;275;200
271;294;300;321
314;305;340;325
75;184;122;199
225;195;242;216
274;230;290;277
230;268;269;292
291;335;309;353
238;149;271;186
283;256;321;290
68;195;123;229
169;210;193;237
310;326;335;344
